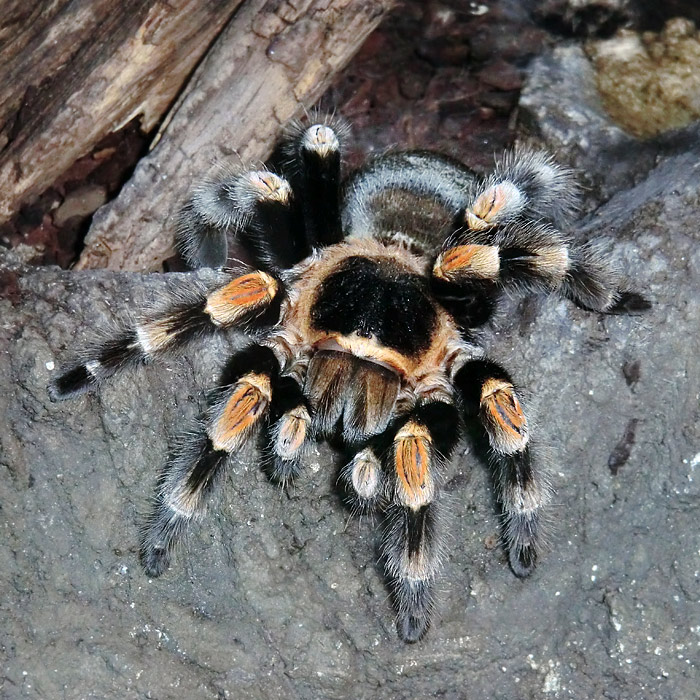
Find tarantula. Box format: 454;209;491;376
49;117;646;642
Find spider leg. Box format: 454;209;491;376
433;228;649;313
338;445;385;514
380;402;460;643
433;148;649;313
433;219;571;298
463;148;580;231
561;241;650;313
140;345;281;576
177;167;306;271
263;374;312;485
455;358;550;578
48;270;281;400
281;118;346;248
434;148;576;294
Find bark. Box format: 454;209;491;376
75;0;394;271
0;0;245;225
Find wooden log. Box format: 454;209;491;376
0;0;245;226
76;0;394;271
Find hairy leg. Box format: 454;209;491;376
281;117;347;248
456;358;550;577
177;167;305;270
432;148;649;313
140;345;282;576
49;270;281;400
380;402;460;642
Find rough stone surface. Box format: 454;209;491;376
587;18;700;138
2;46;700;700
519;43;700;206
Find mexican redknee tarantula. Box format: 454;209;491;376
50;117;647;642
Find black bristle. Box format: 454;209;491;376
95;330;141;372
184;438;229;496
48;364;95;401
176;202;229;270
413;402;460;457
217;345;280;388
606;291;652;314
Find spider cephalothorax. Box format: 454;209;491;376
50;117;647;642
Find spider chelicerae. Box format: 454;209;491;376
50;116;647;642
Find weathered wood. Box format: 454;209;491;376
0;0;245;225
76;0;394;271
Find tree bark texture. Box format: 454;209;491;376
0;0;247;226
73;0;393;271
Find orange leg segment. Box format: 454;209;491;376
205;271;279;327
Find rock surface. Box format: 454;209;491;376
2;39;700;700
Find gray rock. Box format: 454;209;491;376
2;77;699;700
519;44;700;208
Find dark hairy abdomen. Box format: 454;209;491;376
341;150;478;252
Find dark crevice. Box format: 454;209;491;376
1;119;151;269
533;5;633;39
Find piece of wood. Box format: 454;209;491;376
0;0;246;226
76;0;394;272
